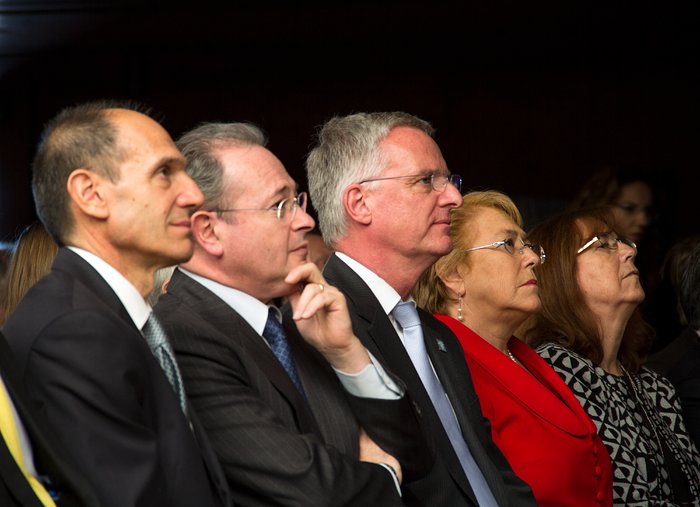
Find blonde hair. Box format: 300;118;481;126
413;190;523;313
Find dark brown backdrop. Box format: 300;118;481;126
1;1;697;244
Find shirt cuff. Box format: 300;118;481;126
333;351;403;399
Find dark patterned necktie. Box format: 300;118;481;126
262;308;307;398
142;313;188;415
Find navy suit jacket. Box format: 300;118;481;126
155;269;431;506
3;249;231;507
323;254;536;507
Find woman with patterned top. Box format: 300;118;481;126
521;206;700;506
413;191;613;506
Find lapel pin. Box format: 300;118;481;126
436;339;447;352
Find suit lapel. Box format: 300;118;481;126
53;249;137;331
283;317;358;455
324;255;475;499
56;252;234;506
167;271;318;435
508;340;595;435
422;312;529;506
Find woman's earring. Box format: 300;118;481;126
457;294;463;322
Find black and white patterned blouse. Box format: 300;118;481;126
538;342;700;506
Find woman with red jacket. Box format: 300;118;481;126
414;190;612;506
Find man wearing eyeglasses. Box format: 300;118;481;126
307;112;537;506
154;122;431;506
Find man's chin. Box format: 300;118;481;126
161;244;195;267
435;240;454;256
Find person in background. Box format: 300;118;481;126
307;111;536;507
646;235;700;352
0;242;12;317
147;266;176;307
3;101;231;507
647;238;700;449
413;190;613;506
306;230;332;270
569;165;655;246
521;206;700;505
1;222;58;325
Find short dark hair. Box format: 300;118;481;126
31;100;148;244
680;240;700;329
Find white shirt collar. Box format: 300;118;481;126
334;252;406;315
334;252;418;346
67;246;152;330
177;267;272;335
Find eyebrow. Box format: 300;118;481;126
263;183;297;204
155;156;186;170
500;228;520;238
422;168;450;176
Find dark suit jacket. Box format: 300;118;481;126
323;254;537;507
154;268;430;507
0;332;101;507
647;326;700;448
2;249;231;507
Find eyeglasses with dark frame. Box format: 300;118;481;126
576;232;637;255
463;238;546;265
211;192;307;221
358;173;462;193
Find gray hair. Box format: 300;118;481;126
176;122;267;210
305;112;433;245
148;265;176;306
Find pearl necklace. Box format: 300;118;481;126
506;349;518;364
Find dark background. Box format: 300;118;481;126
0;1;697;244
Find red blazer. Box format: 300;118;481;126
436;314;613;507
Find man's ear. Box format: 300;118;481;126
343;183;372;226
66;169;109;219
191;210;224;257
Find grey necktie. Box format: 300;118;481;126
142;313;188;415
393;301;497;507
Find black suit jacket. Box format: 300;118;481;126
154;268;430;507
323;254;536;507
647;326;700;448
0;332;100;507
2;249;231;507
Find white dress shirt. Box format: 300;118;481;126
178;267;401;399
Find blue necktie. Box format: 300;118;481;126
393;301;497;507
263;308;307;398
142;313;188;415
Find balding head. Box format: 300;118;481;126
32;101;148;244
